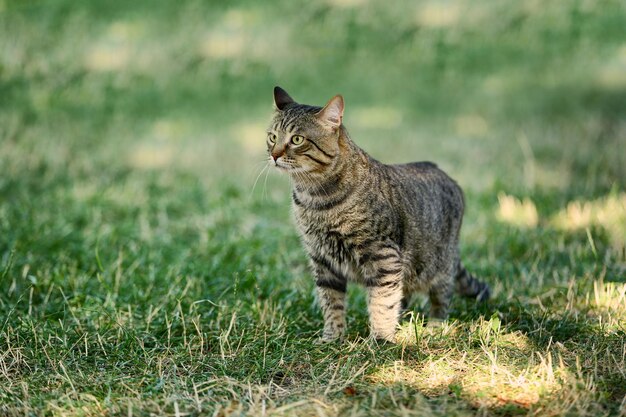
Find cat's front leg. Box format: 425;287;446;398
312;259;348;342
364;258;404;342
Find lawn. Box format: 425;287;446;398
1;0;625;416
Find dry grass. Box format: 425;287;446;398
1;0;625;415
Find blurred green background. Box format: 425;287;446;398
1;0;626;415
2;0;625;195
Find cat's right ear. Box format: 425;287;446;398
315;95;344;129
273;86;295;110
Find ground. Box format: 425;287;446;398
1;0;625;416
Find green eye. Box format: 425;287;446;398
291;135;304;145
268;133;276;143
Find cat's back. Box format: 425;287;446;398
392;161;441;178
384;160;464;219
388;161;458;190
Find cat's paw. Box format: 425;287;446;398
315;336;341;345
426;318;446;328
370;331;398;344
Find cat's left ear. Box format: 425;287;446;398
316;95;344;129
273;86;296;110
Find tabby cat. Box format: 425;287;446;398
266;86;490;342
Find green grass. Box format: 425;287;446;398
1;0;625;415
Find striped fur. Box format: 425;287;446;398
267;86;490;342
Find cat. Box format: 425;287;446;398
266;86;490;342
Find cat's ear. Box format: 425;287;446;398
273;86;296;110
316;95;344;129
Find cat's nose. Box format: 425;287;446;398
271;150;283;162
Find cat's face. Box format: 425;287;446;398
267;87;344;176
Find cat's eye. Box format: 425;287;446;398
291;135;305;145
268;133;277;143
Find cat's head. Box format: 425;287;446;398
267;86;344;175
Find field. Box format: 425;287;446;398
1;0;625;415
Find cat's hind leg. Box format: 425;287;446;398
427;271;454;326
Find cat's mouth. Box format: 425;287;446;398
274;160;310;175
275;164;301;173
273;160;291;171
273;158;298;171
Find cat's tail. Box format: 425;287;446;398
455;261;490;302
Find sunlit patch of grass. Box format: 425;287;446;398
352;106;403;129
552;192;626;249
232;121;267;156
198;7;291;66
454;114;489;137
415;1;462;28
596;44;626;89
459;353;562;409
149;119;189;142
84;21;138;72
325;0;368;9
380;323;563;411
591;280;626;312
576;279;626;331
129;142;176;169
126;119;194;169
199;9;249;60
371;359;460;397
496;193;539;228
383;315;616;414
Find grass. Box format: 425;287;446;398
1;0;625;415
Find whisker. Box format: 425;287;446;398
263;161;271;201
250;159;271;198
